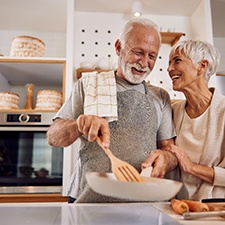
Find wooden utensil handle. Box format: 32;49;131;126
96;137;113;157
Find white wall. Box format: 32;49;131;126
208;37;225;95
0;30;66;57
73;12;195;100
190;0;213;43
0;73;10;91
214;37;225;72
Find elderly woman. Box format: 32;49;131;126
166;40;225;200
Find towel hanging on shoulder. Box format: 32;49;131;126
81;70;118;122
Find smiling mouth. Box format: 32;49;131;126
171;75;181;81
132;67;146;75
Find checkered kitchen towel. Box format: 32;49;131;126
81;70;118;122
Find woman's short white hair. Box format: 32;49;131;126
170;40;220;80
118;17;161;49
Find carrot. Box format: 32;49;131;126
170;198;189;214
181;200;209;212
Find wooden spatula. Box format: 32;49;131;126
96;137;144;182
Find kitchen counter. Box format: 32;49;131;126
0;202;224;225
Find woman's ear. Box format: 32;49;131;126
115;39;121;56
198;60;209;75
201;60;209;69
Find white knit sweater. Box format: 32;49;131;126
171;88;225;200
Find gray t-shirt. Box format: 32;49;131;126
54;74;176;200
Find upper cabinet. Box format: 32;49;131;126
0;57;66;111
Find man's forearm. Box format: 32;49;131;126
47;118;82;147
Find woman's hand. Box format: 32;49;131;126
166;144;214;184
166;144;194;173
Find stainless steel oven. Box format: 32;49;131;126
0;111;63;194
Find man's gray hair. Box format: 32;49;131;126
118;17;161;49
170;40;220;80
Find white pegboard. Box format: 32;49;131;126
146;44;185;100
74;12;125;68
74;14;122;69
74;12;188;99
78;28;116;60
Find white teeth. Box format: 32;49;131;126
171;75;180;80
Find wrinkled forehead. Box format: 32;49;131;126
125;27;161;55
128;26;160;43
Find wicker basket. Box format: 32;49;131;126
10;35;45;57
0;91;19;109
35;90;62;110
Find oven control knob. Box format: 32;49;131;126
19;114;30;123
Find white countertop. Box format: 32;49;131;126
0;202;224;225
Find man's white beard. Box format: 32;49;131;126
120;56;151;84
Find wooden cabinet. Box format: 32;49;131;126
216;70;225;76
76;68;110;79
0;57;67;203
0;57;66;111
0;1;67;202
161;32;184;46
0;194;68;203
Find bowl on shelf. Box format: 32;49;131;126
80;61;95;69
96;58;111;70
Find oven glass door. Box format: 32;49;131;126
0;130;63;193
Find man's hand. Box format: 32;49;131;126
141;149;177;178
141;138;178;178
77;115;110;148
47;115;110;148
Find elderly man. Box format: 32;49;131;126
47;17;177;203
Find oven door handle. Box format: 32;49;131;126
0;126;49;131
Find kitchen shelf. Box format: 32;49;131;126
0;109;58;113
160;32;184;46
0;57;66;102
0;193;68;203
216;70;225;76
0;57;66;85
76;68;111;79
